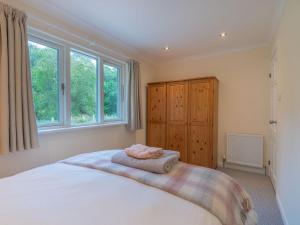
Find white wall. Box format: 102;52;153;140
154;47;271;165
0;0;156;177
0;126;135;177
273;0;300;224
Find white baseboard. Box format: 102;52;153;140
269;167;277;191
217;161;266;175
276;194;289;225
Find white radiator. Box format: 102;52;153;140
226;133;264;168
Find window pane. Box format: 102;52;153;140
104;64;120;120
28;41;60;126
70;51;97;125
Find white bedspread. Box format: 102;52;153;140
0;162;221;225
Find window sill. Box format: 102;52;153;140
38;122;128;135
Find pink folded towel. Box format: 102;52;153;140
112;151;179;174
125;144;163;159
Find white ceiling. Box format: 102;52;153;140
23;0;284;63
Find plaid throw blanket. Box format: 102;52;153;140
61;150;257;225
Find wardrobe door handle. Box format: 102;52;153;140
269;120;277;125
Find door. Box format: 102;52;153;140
189;126;211;167
166;81;188;162
147;84;166;123
167;124;188;161
269;51;278;190
188;79;213;167
147;123;166;148
189;80;212;126
147;83;166;148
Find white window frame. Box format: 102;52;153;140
102;60;125;123
28;35;65;128
28;31;128;132
69;48;100;127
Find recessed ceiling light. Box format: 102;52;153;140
219;32;228;39
164;46;169;51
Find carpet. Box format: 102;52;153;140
218;168;284;225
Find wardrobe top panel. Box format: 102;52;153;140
147;76;218;85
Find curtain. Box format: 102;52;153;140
0;3;39;154
126;60;142;131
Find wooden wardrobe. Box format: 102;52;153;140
147;77;218;168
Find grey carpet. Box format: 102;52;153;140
218;168;284;225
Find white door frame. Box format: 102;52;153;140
269;49;278;190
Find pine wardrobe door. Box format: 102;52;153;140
188;79;214;167
147;83;166;123
188;125;211;167
166;124;188;161
147;123;166;148
147;83;167;148
166;81;188;162
189;79;212;126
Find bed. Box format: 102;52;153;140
0;150;256;225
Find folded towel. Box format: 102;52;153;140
112;151;179;174
162;149;180;158
125;144;163;159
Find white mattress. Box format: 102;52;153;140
0;163;221;225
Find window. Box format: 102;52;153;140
104;63;121;121
28;40;62;126
28;33;127;130
70;51;98;125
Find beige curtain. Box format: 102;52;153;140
126;60;142;131
0;3;38;154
